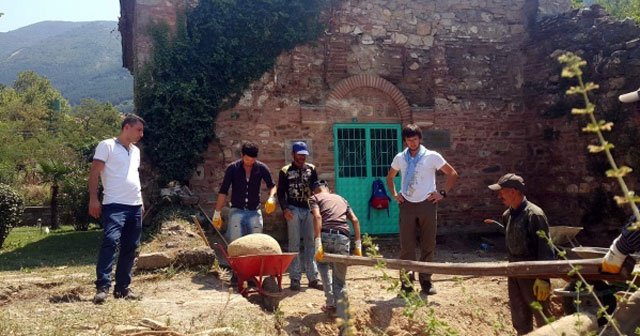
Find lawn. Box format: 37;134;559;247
0;225;102;271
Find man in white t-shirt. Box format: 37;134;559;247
88;114;145;304
386;123;458;295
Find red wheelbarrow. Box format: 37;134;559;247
214;244;296;311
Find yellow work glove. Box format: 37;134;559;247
533;279;550;301
602;237;626;274
264;196;276;214
314;237;324;262
354;240;362;256
212;210;223;230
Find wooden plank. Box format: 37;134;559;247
321;254;633;281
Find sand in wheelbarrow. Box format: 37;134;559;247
228;233;282;257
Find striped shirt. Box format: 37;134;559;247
616;216;640;255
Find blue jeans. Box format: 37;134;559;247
286;206;318;282
318;232;350;325
95;203;142;290
227;208;263;242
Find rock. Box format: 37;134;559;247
174;248;216;268
138;318;168;330
135;252;172;271
525;313;596;335
113;325;150;335
227;233;282;257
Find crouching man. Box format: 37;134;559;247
310;180;361;335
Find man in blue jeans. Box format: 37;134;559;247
89;114;145;304
212;142;277;242
277;141;321;291
310;180;361;336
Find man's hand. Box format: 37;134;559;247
393;193;405;204
533;279;550;301
89;199;102;219
212;210;223;230
354;240;362;256
602;241;626;274
314;237;324;262
264;196;277;214
283;208;294;221
426;191;444;204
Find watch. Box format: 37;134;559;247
439;190;447;198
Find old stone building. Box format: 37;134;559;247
119;0;640;242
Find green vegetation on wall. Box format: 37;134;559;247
136;0;326;184
573;0;640;22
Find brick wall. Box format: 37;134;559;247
122;0;640;241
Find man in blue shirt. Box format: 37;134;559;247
213;142;277;242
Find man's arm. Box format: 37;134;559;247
427;163;459;203
347;209;361;242
276;168;288;210
88;160;105;219
386;167;404;203
311;207;322;238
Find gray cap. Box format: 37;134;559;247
488;173;525;191
619;88;640;103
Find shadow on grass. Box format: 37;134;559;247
0;227;102;271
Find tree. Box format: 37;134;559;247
36;159;73;230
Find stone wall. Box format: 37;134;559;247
522;5;640;244
123;0;640;242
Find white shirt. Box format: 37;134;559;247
390;149;446;203
93;138;142;206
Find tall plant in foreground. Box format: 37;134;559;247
555;52;640;335
558;52;640;227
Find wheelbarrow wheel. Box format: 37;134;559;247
262;276;280;312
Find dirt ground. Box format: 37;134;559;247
0;220;568;336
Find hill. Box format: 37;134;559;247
0;21;133;108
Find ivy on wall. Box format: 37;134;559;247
137;0;326;184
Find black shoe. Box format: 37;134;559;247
421;283;437;296
93;287;109;304
308;279;323;290
113;288;141;300
290;279;301;291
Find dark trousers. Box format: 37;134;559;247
95;203;142;290
398;199;437;289
508;277;551;335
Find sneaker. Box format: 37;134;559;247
290;279;301;291
93;287;109;304
113;288;141;300
421;283;437;296
308;279;323;290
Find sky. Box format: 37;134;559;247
0;1;121;32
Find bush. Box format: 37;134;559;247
59;170;94;231
0;184;24;248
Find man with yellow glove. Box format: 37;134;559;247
212;142;276;242
601;215;640;334
309;180;361;333
277;141;322;290
485;174;554;335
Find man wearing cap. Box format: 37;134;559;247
598;87;640;335
213;141;277;243
484;173;554;335
277;141;322;291
386;123;458;295
310;180;362;335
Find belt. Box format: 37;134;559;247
231;206;259;211
321;228;350;237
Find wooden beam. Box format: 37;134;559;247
321;254;633;281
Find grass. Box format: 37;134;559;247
0;225;101;271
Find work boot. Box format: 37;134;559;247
420;282;437;296
290;279;301;291
308;279;323;290
113;288;141;300
93;287;109;304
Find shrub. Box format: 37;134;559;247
59;170;94;231
0;184;24;248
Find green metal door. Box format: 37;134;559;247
333;124;402;235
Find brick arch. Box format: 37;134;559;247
325;74;412;124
